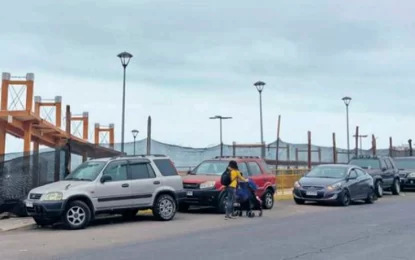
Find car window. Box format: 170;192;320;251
193;161;228;175
386;158;396;169
349;170;358;178
129;161;156;180
383;158;392;169
153;159;178;176
238;162;249;176
380;159;387;169
247;162;262;176
349;158;380;169
355;168;366;177
103;160;128;181
64;161;106;181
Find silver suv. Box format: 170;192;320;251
24;154;185;230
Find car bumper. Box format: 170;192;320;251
400;177;415;187
24;200;64;218
293;188;342;201
180;189;221;207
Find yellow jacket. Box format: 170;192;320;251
229;169;247;188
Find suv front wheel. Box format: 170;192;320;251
262;190;274;209
153;194;177;221
62;200;92;230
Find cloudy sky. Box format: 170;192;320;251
1;0;414;153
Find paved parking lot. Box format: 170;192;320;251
1;192;414;260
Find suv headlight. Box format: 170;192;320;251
294;181;301;188
408;172;415;178
200;181;216;189
41;192;63;201
327;182;343;191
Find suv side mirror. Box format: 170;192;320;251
100;175;112;183
382;167;387;172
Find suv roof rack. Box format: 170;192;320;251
213;156;260;159
111;154;167;159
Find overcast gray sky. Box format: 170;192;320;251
1;0;415;152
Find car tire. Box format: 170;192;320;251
338;190;351;207
153;194;177;221
178;203;190;212
62;200;92;230
217;194;227;214
121;209;138;219
262;190;274;209
391;178;401;195
365;188;375;204
33;217;57;227
294;198;305;205
375;180;383;198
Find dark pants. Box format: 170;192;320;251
225;187;236;216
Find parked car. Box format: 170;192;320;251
180;156;276;213
348;155;400;197
293;164;376;206
393;157;415;190
24;154;185;230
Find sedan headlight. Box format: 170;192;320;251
294;181;301;188
408;172;415;178
327;182;343;191
41;192;63;201
200;181;216;189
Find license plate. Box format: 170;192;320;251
186;191;193;196
306;191;318;196
25;201;33;207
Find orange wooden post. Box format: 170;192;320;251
94;123;100;145
109;123;115;149
82;112;89;140
25;73;34;112
55;96;62;128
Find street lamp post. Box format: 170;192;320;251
209;115;232;157
117;51;133;153
254;81;266;158
342;96;352;161
131;129;139;155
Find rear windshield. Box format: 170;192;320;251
349;159;380;169
394;159;415;170
153;159;178;176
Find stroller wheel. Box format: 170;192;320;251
232;210;239;217
258;211;263;217
238;211;243;217
247;211;255;218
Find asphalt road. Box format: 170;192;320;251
1;193;414;260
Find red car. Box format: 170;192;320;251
180;156;276;212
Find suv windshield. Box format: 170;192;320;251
65;161;106;181
394;159;415;170
349;159;380;169
192;161;229;175
305;166;347;178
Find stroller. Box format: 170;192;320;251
232;178;263;218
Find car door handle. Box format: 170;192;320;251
121;183;129;188
153;181;160;185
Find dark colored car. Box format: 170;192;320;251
180;156;276;213
393;157;415;190
348;155;400;197
292;164;375;206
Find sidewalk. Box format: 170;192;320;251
275;188;293;200
0;217;34;232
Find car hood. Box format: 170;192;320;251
299;177;344;186
181;175;220;184
30;180;91;194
